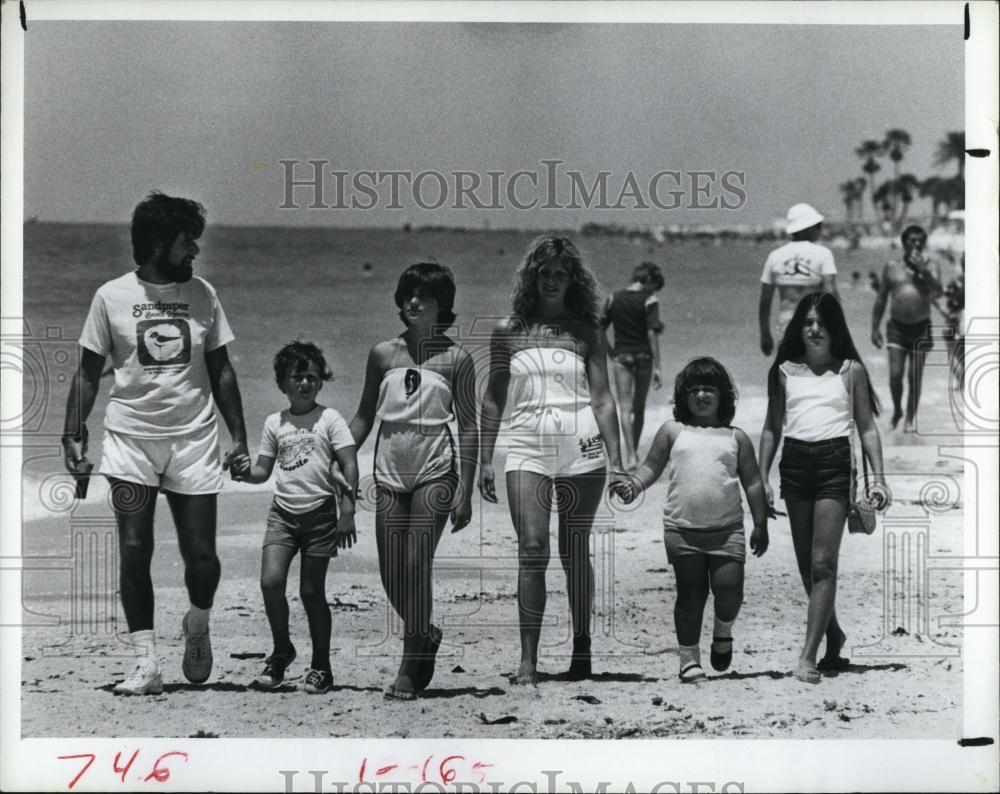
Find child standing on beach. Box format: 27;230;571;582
615;357;769;682
230;341;358;694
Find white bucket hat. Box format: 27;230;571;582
786;203;825;234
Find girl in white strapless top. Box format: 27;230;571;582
349;263;478;701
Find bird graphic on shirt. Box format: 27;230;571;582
143;324;185;362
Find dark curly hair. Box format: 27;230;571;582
632;261;665;292
511;234;602;325
673;357;738;426
273;341;333;391
131;191;206;265
394;262;458;329
768;292;880;415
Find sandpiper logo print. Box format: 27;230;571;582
579;434;603;459
136;319;191;366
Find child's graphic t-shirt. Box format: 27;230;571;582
260;405;355;513
78;271;234;437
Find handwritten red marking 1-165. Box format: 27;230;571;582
359;755;493;786
57;750;189;789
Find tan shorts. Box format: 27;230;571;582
99;424;223;494
663;524;746;564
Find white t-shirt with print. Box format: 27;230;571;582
760;240;837;288
79;271;234;437
260;405;355;513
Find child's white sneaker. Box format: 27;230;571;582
114;658;164;695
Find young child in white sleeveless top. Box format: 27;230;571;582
616;357;770;682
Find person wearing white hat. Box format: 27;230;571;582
758;203;840;355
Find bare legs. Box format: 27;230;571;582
671;556;744;646
111;479;220;632
506;468;605;684
611;358;654;468
260;546;332;670
375;478;452;697
786;497;848;678
611;359;638;469
888;345;927;432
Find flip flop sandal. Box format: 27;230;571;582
383;683;418;701
710;637;733;672
678;662;706;683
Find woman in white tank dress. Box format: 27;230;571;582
758;292;889;684
479;235;627;685
349;263;478;700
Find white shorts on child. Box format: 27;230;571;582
99;424;223;494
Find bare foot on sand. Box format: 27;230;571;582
794;659;821;684
891;409;903;429
903;418;916;433
414;625;442;693
510;661;539;686
384;673;418;701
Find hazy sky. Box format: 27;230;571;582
24;20;963;228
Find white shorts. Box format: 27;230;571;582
99;424;223;495
503;407;607;478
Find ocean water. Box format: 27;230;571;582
22;222;901;444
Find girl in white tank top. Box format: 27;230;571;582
758;292;889;686
615;357;770;683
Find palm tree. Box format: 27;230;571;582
894;173;921;227
855;139;883;220
839;180;859;221
873;180;893;223
882;129;912;219
920;176;946;219
935;131;966;178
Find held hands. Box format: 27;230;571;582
478;463;498;504
608;470;639;504
223;441;250;480
227;452;252;481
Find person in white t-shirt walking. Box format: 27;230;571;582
228;341;359;695
758;203;840;356
61;192;249;695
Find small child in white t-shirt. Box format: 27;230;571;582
230;341;358;694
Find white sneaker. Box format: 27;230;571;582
182;614;213;684
114;658;164;695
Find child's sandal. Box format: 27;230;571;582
710;637;733;672
678;662;706;683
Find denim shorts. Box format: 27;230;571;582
778;437;851;503
263;496;339;558
663;523;746;564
